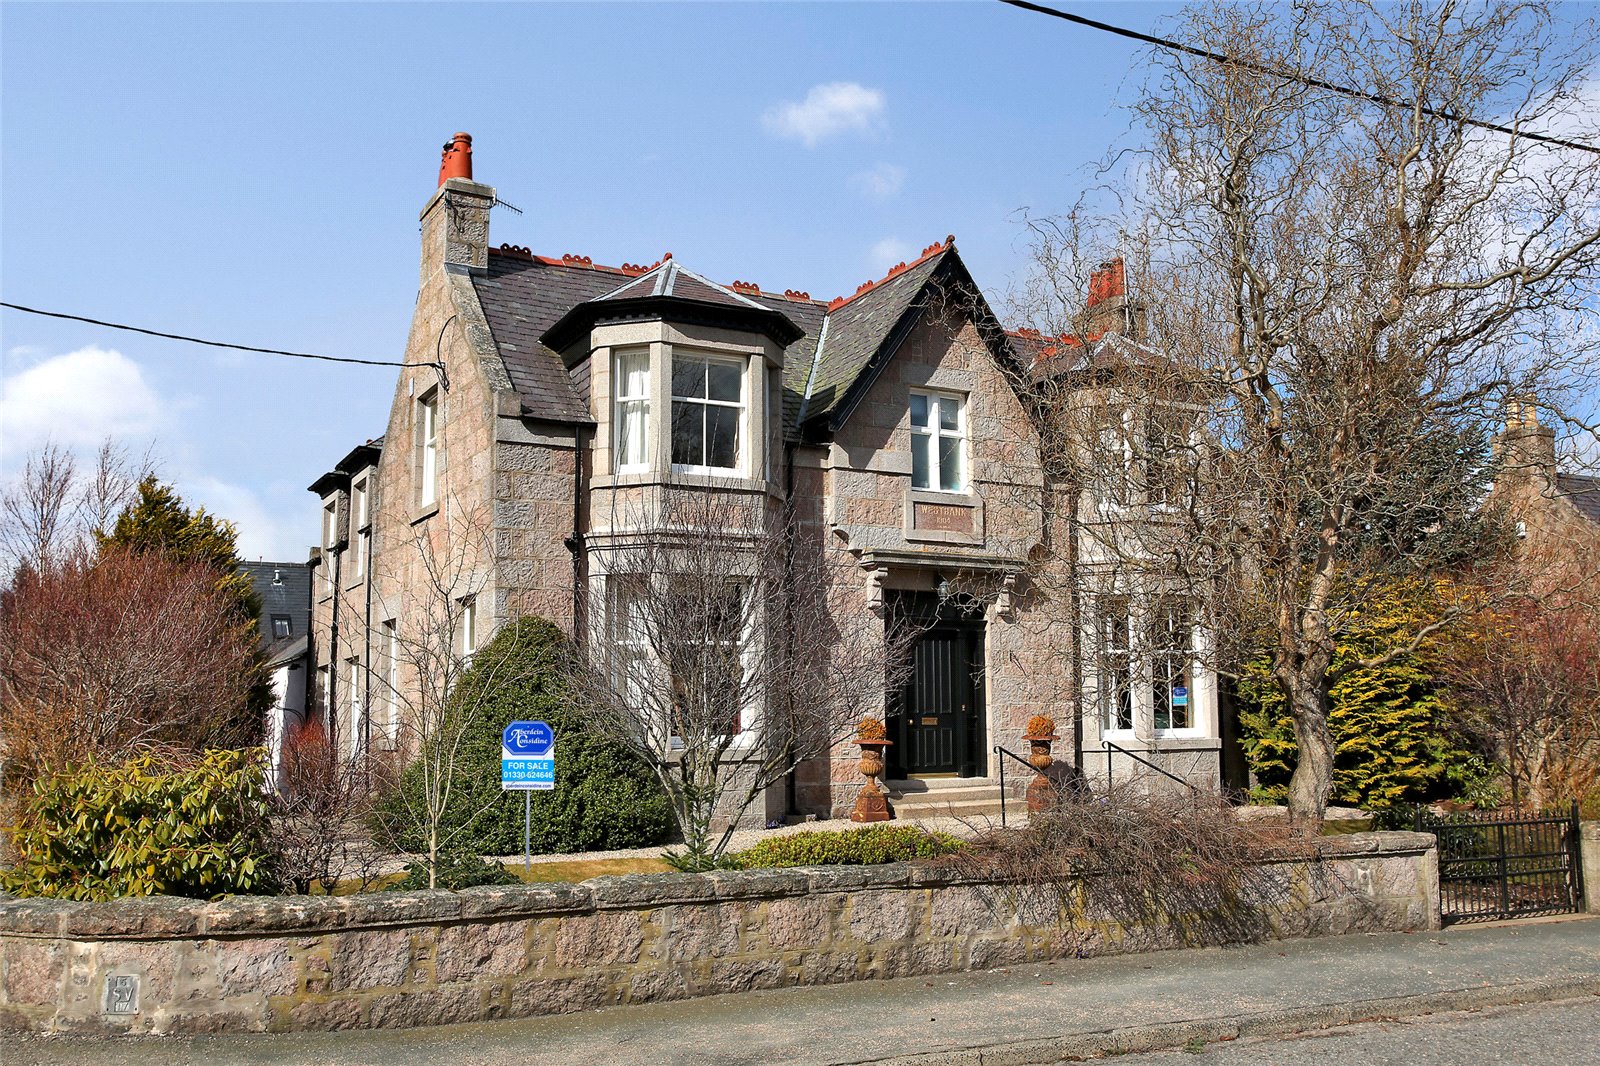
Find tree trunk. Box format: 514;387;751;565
1281;654;1336;831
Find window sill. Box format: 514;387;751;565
410;502;439;526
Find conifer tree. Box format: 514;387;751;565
99;477;262;625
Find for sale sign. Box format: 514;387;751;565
501;720;555;790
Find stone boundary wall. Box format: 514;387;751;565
0;831;1438;1035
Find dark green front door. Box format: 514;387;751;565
891;611;984;777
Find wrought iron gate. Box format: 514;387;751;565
1415;803;1585;925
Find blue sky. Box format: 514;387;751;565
1;1;1175;559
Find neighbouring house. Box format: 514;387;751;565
305;133;1224;823
1494;399;1600;571
241;560;311;791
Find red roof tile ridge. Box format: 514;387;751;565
825;234;954;314
486;246;830;306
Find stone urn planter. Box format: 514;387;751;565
1022;714;1060;816
851;717;894;823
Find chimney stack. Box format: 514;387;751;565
419;131;493;283
1498;395;1557;484
1080;258;1141;339
437;132;473;185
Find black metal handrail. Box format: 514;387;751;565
1101;740;1199;792
993;744;1039;828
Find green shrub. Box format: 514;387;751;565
370;616;673;856
1237;578;1483;812
727;825;964;869
2;748;278;901
387;849;519;891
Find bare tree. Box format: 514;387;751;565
571;485;917;869
1;439;152;579
0;546;260;788
1006;0;1600;826
360;498;537;889
1440;551;1600;811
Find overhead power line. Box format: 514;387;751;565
0;301;430;370
997;0;1600;156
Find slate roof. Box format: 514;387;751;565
797;251;950;427
241;561;312;652
471;239;977;439
1557;473;1600;525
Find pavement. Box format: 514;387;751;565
8;916;1599;1066
1102;996;1600;1064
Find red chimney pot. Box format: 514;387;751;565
1086;258;1126;309
438;132;473;186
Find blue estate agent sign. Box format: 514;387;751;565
502;720;555;790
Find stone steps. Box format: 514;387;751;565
885;778;1010;823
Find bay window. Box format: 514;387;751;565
1097;597;1133;732
671;354;744;473
614;348;650;472
1152;599;1193;731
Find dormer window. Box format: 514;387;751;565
672;353;744;474
614;348;651;473
910;390;966;493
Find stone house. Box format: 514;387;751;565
1493;400;1600;570
306;133;1223;822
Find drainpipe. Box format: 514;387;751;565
782;440;799;820
1067;481;1084;787
326;545;341;750
361;506;375;771
565;424;589;638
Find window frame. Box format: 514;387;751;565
345;656;363;760
459;597;478;659
382;619;400;744
351;476;370;579
670;351;747;476
613;347;652;473
271;615;292;640
1151;597;1197;734
1097;596;1134;736
417;388;439;507
909;389;968;494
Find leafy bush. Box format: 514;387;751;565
1238;577;1482;812
727;825;963;869
2;748;279;901
387;849;518;892
371;616;673;856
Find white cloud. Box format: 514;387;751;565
178;475;301;562
868;237;915;274
763;82;886;147
0;346;163;453
851;162;906;200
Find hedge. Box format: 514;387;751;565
728;825;964;869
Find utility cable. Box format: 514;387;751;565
1;301;434;371
997;0;1600;156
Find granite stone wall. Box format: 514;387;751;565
0;832;1438;1035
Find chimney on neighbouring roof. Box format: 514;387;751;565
419;131;494;284
1081;257;1144;340
437;132;473;186
1498;394;1558;484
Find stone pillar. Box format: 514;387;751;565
1581;821;1600;916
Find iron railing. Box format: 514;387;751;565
1100;740;1199;793
993;744;1042;828
1415;802;1584;925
